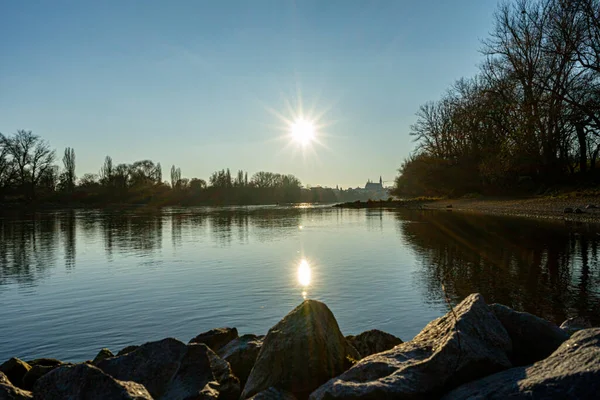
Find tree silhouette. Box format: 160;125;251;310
61;147;76;193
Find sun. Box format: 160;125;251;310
290;118;316;146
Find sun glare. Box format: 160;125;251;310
290;118;316;146
297;259;311;287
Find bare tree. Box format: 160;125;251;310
0;133;16;196
3;130;55;199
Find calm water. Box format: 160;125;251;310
1;206;599;362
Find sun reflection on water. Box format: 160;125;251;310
297;259;311;299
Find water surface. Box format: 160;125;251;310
1;206;599;362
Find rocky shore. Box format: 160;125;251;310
423;196;600;222
1;294;598;399
335;196;600;223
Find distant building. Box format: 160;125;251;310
365;176;383;191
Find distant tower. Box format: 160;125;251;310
379;176;382;186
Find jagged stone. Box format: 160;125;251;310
32;363;152;399
217;334;263;387
92;348;115;364
242;300;358;399
310;294;512;399
161;343;239;400
97;337;239;399
248;387;297;400
0;371;32;399
189;327;239;352
97;338;187;398
490;303;569;365
0;359;31;389
205;346;240;400
346;329;403;358
442;328;600;399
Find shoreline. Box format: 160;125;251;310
334;196;600;223
423;196;600;223
4;196;600;223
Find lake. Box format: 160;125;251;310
1;206;599;362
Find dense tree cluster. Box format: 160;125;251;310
0;130;307;206
393;0;600;197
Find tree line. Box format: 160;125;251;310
393;0;600;197
0;129;311;206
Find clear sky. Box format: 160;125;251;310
0;0;499;189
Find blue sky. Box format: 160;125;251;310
0;0;498;188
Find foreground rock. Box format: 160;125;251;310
97;337;239;399
161;343;238;400
442;328;600;399
242;300;356;399
218;334;263;387
0;372;32;400
310;294;512;399
190;327;239;352
0;359;31;390
249;387;297;399
346;329;403;359
97;338;185;398
490;303;569;366
33;363;152;399
22;365;58;391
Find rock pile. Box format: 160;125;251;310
1;295;597;399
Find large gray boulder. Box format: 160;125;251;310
310;294;512;399
442;328;600;399
97;337;239;400
241;300;356;399
32;363;152;399
0;372;32;400
217;334;264;387
190;327;239;352
346;329;403;358
490;303;569;366
0;359;31;389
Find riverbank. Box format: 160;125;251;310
1;295;597;399
334;195;600;222
423;195;600;222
